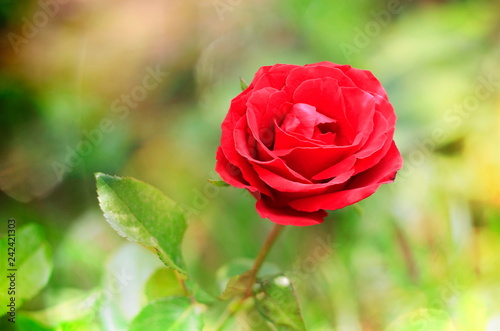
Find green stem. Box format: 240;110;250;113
212;223;285;330
244;223;285;298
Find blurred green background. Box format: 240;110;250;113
1;0;500;330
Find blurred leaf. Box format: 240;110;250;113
217;258;280;289
386;308;454;331
128;297;203;331
145;266;214;304
207;179;229;187
0;223;52;313
145;268;186;301
188;283;215;305
95;173;188;277
239;77;249;91
15;314;53;331
218;271;254;301
217;259;281;301
254;274;306;331
19;288;100;329
100;243;165;330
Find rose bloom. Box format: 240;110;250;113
215;62;403;226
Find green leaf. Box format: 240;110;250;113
218;270;254;301
100;243;166;330
18;288;101;329
207;179;229;187
16;314;53;331
187;281;216;305
239;77;249;91
254;274;306;331
145;268;186;301
95;173;188;277
145;267;215;304
0;223;53;313
217;259;280;301
128;297;203;331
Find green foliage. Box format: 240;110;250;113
95;173;188;277
18;289;101;330
99;243;166;330
255;275;306;331
145;268;186;301
207;179;229;187
128;297;203;331
239;77;249;91
386;308;453;331
217;258;280;300
16;314;53;331
218;270;254;301
0;223;52;312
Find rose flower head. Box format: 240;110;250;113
215;62;403;226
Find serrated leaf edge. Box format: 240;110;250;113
95;173;187;277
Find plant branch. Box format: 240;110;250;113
244;223;285;298
211;223;285;330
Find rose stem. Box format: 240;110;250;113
244;223;285;297
212;223;285;330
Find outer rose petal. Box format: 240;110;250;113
253;64;301;91
338;65;389;99
215;147;248;189
256;198;327;226
284;65;357;95
253;162;353;193
289;142;403;212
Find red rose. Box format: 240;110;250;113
215;62;403;226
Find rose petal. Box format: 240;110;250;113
253;64;301;91
215;147;249;188
289;142;403;212
280;103;335;138
285;65;357;95
230;117;274;196
349;141;402;187
314;131;337;145
338;66;389;99
274;120;331;151
353;111;388;159
341;87;376;145
277;144;357;179
293;78;357;146
353;130;393;174
246;89;290;149
234;116;311;185
373;94;397;126
312;155;357;181
256;198;327;226
219;85;254;165
253;163;353;193
292;78;342;115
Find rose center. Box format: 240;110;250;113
280;103;336;139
